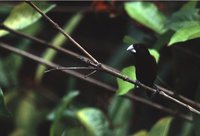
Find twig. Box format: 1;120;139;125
3;24;197;106
0;42;192;122
84;70;97;78
0;24;84;62
1;24;200;115
159;91;200;115
102;64;200;115
156;85;200;110
25;1;200;116
45;66;97;73
25;1;99;65
2;2;200;116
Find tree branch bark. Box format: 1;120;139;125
1;24;199;111
0;42;192;122
25;1;200;116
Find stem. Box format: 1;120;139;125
1;1;199;118
25;1;99;65
1;23;200;116
0;42;192;122
45;66;97;73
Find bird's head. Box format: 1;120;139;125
127;44;149;55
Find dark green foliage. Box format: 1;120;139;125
0;1;200;136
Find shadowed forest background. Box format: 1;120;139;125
0;1;200;136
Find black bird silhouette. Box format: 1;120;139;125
127;44;157;97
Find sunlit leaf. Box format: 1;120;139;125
149;49;160;63
116;66;136;95
149;117;173;136
0;2;55;37
168;22;200;45
76;108;111;136
124;2;166;34
0;88;10;117
35;13;83;82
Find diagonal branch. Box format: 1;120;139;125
25;1;99;65
45;66;97;73
1;24;199;111
24;1;200;116
0;42;192;122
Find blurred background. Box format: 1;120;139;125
0;1;200;136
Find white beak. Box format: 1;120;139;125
127;44;136;53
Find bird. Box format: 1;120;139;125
127;44;157;97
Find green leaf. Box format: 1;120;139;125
76;108;111;136
166;1;200;46
0;22;41;87
167;20;199;32
49;91;79;121
166;9;199;31
108;96;133;136
168;22;200;45
149;49;160;63
123;35;137;45
149;117;172;136
14;91;39;136
124;2;166;34
0;2;55;37
116;66;136;95
181;1;197;10
131;130;148;136
61;127;88;136
35;12;83;82
0;88;10;117
166;1;198;31
48;91;79;136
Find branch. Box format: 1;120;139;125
2;24;199;110
25;1;99;65
1;26;200;117
0;42;192;122
24;1;200;116
45;66;97;73
155;85;200;110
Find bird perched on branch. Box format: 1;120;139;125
127;44;157;97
